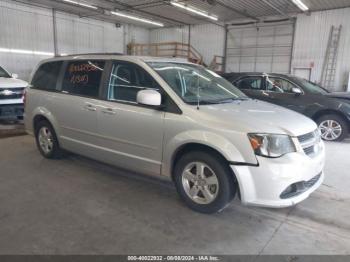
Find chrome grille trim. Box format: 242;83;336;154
297;129;321;157
0;87;24;100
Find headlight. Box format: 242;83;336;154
248;134;296;158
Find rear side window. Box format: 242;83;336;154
236;77;263;90
31;61;63;90
62;60;105;98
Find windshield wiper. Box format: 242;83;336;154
207;97;250;104
188;97;250;105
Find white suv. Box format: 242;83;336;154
25;54;325;213
0;66;27;120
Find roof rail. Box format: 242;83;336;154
55;52;124;57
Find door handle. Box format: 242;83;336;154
101;108;116;115
84;104;97;112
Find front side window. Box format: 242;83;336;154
296;77;328;94
108;61;160;103
236;77;263;90
0;66;11;78
62;60;105;98
266;77;297;93
148;62;246;104
32;61;63;90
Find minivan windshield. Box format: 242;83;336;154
295;77;329;95
0;66;11;78
148;62;247;104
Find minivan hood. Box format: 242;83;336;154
0;77;28;88
195;99;317;137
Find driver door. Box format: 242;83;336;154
96;61;165;176
265;76;308;114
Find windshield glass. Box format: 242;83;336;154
148;62;247;104
0;66;11;78
296;77;329;95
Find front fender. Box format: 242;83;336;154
161;130;256;177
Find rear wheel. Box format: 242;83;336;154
174;151;236;213
316;114;348;142
35;120;62;159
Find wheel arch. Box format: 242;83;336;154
31;108;60;137
312;109;350;131
168;143;239;188
33;115;51;133
162;130;255;179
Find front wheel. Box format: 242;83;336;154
173;151;236;213
317;114;348;142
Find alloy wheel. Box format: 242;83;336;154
181;162;219;205
38;126;54;154
319;120;342;141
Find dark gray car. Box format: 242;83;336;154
223;72;350;141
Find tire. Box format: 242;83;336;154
35;120;62;159
316;114;348;142
173;151;236;214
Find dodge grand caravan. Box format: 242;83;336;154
25;54;325;213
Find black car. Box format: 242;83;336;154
222;72;350;141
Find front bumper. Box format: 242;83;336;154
231;142;325;208
0;104;24;120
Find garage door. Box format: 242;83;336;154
226;21;295;74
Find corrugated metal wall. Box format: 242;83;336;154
0;0;54;80
150;24;225;65
0;0;149;80
2;0;350;90
55;12;124;55
292;7;350;91
150;26;189;44
190;24;225;65
125;24;150;46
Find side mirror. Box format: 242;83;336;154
291;87;302;95
12;73;18;79
137;89;162;107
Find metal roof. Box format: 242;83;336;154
11;0;350;27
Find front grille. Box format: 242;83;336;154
280;173;321;199
303;146;314;155
298;132;315;143
297;130;321;157
0;104;24;119
0;88;24;100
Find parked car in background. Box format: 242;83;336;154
223;72;350;141
25;55;324;213
0;66;27;121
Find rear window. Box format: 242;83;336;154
62;60;105;98
31;61;63;90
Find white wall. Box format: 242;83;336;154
4;0;350;90
292;7;350;91
0;0;149;80
150;26;189;44
125;24;150;45
55;12;124;55
150;24;225;65
0;0;54;80
190;24;225;65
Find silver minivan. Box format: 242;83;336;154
25;54;325;213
